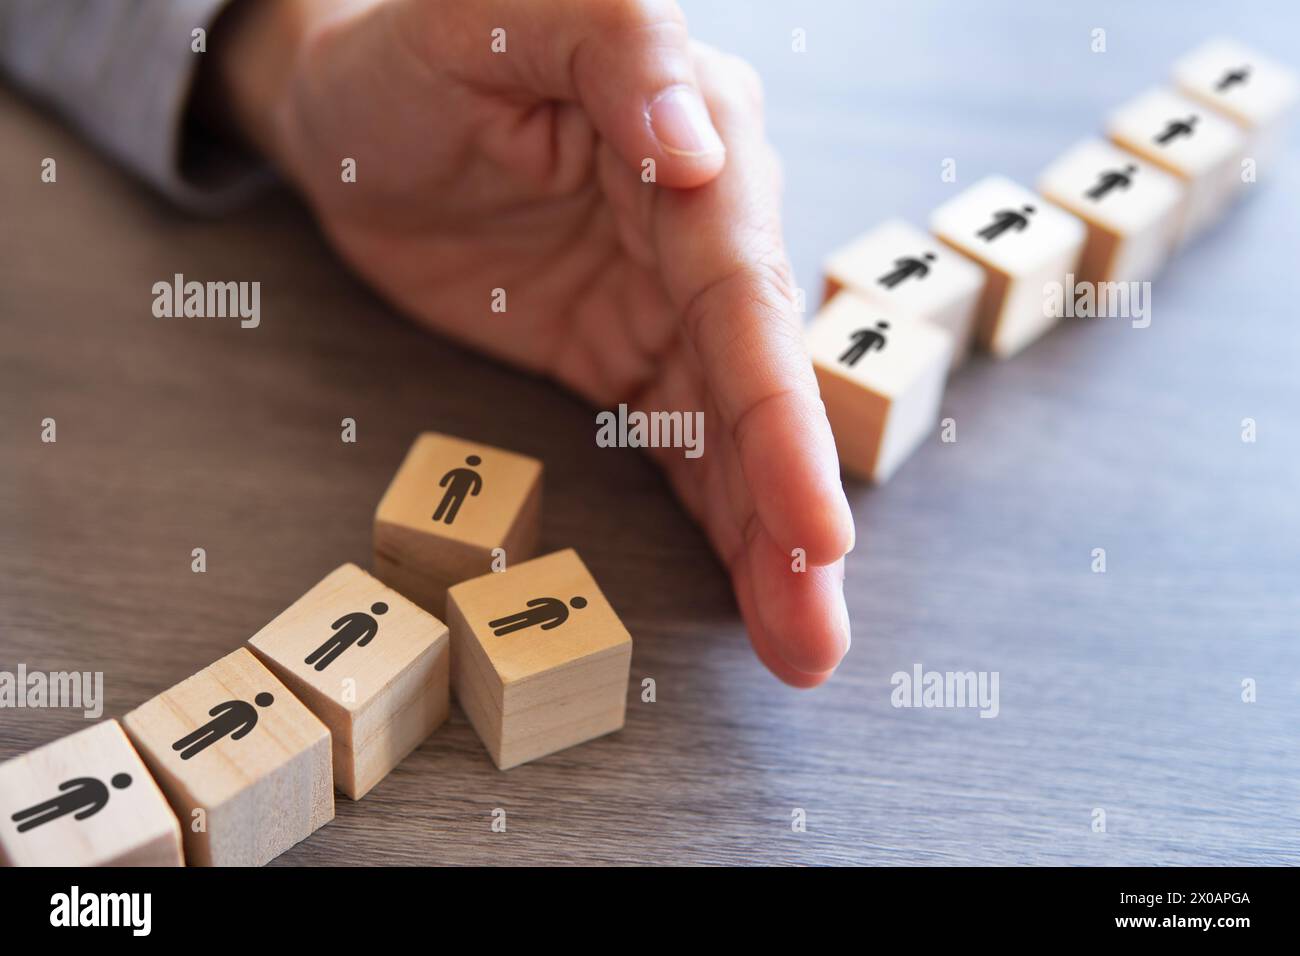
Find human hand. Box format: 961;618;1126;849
210;0;855;685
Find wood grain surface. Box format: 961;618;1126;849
2;0;1298;865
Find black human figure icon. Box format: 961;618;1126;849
489;596;588;636
10;773;133;833
1085;164;1137;201
877;252;937;288
1155;115;1198;144
433;455;483;525
171;692;274;760
839;322;890;367
304;602;388;671
976;205;1034;242
1216;66;1250;91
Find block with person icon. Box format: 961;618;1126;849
447;548;632;770
1106;87;1245;243
1038;139;1184;285
123;648;333;866
1172;38;1298;177
930;175;1085;358
805;290;953;483
248;563;450;799
374;432;543;618
0;719;182;866
822;219;986;365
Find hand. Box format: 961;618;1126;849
211;0;855;685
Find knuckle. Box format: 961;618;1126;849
590;0;687;38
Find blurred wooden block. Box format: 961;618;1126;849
806;290;952;483
1106;87;1245;243
123;648;333;867
931;175;1085;357
823;218;986;364
448;548;631;770
1038;139;1184;284
248;563;449;800
374;432;542;618
1173;37;1298;174
0;719;182;866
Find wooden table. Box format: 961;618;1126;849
3;1;1298;865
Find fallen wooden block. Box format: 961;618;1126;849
823;218;985;364
1038;138;1184;284
448;548;632;770
931;175;1085;357
1106;87;1245;243
374;432;542;618
0;719;182;866
807;290;952;483
248;563;450;800
123;648;333;866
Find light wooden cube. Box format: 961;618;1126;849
823;218;986;364
1106;87;1245;243
0;719;182;866
375;432;542;618
806;290;952;483
123;648;333;866
1037;139;1184;284
1173;37;1298;175
447;548;632;770
248;563;450;800
930;175;1085;358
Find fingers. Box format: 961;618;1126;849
651;46;855;566
415;0;725;188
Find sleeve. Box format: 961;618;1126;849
0;0;272;212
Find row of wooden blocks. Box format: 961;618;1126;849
812;37;1296;482
1;432;630;865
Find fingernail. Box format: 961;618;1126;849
648;85;725;157
836;587;852;658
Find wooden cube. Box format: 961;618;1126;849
447;548;632;770
248;563;449;800
374;432;542;618
823;218;986;364
1037;139;1184;284
930;176;1085;358
1106;87;1245;243
123;648;333;866
0;719;182;866
1173;37;1298;175
806;290;952;483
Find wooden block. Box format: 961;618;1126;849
447;548;631;770
1173;37;1298;175
248;563;449;800
123;648;333;866
823;218;986;365
930;175;1085;358
1037;138;1184;284
806;290;952;483
1106;87;1245;243
374;432;542;618
0;719;182;866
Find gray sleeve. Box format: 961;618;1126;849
0;0;271;211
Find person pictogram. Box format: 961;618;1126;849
10;773;133;833
489;596;587;636
1216;66;1250;91
1155;115;1198;145
839;322;889;367
877;252;936;288
304;602;388;671
976;205;1034;242
1086;164;1137;200
434;455;483;524
171;693;275;760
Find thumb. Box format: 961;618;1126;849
432;0;726;188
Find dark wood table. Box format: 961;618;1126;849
3;1;1298;864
